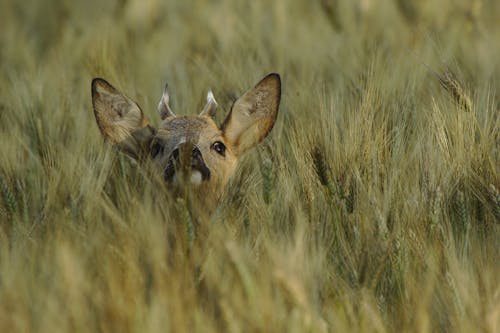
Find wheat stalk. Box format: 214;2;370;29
438;68;472;113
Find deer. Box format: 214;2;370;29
91;73;281;210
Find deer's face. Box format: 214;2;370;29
91;74;280;202
151;115;237;193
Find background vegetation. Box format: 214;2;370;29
0;0;498;332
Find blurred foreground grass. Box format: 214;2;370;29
0;0;499;332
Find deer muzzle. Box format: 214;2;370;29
164;142;211;185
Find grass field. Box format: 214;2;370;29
0;0;499;332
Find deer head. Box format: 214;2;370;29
91;73;281;205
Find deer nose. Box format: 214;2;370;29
165;143;210;183
171;145;201;162
192;146;201;160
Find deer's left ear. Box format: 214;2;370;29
221;73;281;156
92;78;155;159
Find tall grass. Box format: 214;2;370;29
0;0;499;332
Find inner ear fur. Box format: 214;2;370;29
92;78;150;143
221;73;281;156
92;78;155;158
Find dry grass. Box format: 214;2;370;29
0;0;499;332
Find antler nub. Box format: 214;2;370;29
158;82;175;120
200;89;218;117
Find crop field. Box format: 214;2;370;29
0;0;499;332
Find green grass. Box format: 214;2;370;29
0;0;499;332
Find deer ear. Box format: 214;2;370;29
91;78;155;158
221;73;281;156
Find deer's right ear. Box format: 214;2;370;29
91;78;155;158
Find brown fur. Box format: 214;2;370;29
91;73;281;207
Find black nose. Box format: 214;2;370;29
192;146;202;160
171;146;201;162
165;144;211;183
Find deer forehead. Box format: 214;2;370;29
157;115;222;145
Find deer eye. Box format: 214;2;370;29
151;141;162;158
211;141;226;157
